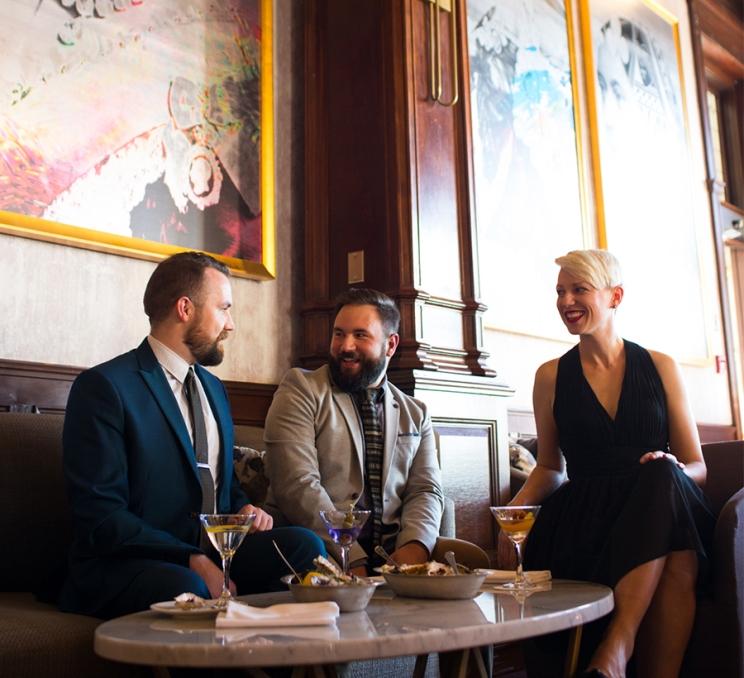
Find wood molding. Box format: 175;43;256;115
507;407;738;444
0;359;80;414
301;0;497;378
701;34;744;88
695;0;744;82
688;0;743;437
0;358;276;426
698;422;739;443
434;417;500;552
221;380;277;427
3;357;733;442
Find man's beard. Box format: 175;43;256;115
328;349;387;393
185;324;228;367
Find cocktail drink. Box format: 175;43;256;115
490;506;541;589
200;513;256;607
319;508;371;574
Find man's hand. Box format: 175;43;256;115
391;541;429;565
350;565;369;577
239;504;273;532
189;553;235;599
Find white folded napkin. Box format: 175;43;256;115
215;600;340;628
482;569;552;584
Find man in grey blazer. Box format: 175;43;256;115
264;289;444;573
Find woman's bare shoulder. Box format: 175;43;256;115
645;349;680;376
534;358;560;389
536;358;560;378
644;349;688;397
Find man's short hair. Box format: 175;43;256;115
143;251;230;325
333;288;400;335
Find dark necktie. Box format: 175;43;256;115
184;368;215;518
359;388;384;547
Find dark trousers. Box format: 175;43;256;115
99;526;324;619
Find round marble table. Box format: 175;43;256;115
95;580;613;677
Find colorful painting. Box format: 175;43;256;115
581;0;709;361
0;0;274;279
468;0;587;339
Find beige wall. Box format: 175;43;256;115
0;1;302;385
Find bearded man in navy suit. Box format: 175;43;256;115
59;252;324;618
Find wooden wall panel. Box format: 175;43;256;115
0;358;275;426
689;0;743;436
301;0;494;376
410;0;462;301
0;360;78;414
436;422;499;557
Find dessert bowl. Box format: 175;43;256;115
381;570;488;600
281;574;378;612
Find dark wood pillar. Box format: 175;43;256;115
688;0;744;436
302;0;513;553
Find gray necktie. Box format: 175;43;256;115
184;368;216;519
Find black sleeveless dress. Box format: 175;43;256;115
524;340;714;588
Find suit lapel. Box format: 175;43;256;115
332;388;365;471
382;387;399;491
136;340;198;476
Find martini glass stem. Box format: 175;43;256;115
221;553;233;603
513;540;525;587
340;544;350;574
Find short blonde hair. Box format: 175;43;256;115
555;249;622;289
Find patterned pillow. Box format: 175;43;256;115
232;446;270;507
509;441;537;474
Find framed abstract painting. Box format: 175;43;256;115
467;0;588;340
0;0;275;279
580;0;711;361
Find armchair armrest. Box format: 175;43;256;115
712;487;744;677
439;496;456;538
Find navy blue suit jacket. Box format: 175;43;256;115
60;340;248;614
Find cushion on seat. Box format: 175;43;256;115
0;413;69;598
0;593;147;678
702;440;744;515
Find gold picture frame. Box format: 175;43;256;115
579;0;712;363
467;0;590;341
0;0;275;280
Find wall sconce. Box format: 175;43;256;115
426;0;459;107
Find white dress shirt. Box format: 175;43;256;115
147;335;221;509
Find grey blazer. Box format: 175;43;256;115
264;365;444;563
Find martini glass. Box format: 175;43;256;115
319;508;371;574
490;505;540;590
200;513;256;607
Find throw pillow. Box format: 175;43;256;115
233;446;270;507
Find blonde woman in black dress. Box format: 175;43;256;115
506;250;713;678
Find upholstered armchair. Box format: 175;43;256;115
683;440;744;677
